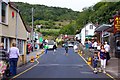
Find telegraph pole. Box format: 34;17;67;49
32;8;34;51
16;10;19;47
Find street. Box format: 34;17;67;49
13;48;112;79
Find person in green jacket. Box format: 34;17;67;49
44;44;49;54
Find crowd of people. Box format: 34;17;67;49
84;39;110;74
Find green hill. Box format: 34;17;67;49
14;2;79;27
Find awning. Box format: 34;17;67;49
95;24;112;32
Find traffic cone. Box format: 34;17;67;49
78;50;80;54
80;51;83;56
30;56;34;63
36;53;40;58
87;57;92;65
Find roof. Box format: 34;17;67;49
95;24;112;32
9;2;32;33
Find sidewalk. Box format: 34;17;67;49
106;57;119;78
78;43;119;79
26;49;42;63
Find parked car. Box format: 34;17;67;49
47;40;55;50
68;41;74;47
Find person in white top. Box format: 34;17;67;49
97;42;101;51
8;43;22;76
92;41;98;50
104;42;110;65
74;45;78;52
45;39;48;43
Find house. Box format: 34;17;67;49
81;23;96;45
95;24;112;44
0;0;29;65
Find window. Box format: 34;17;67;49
17;40;24;55
1;37;10;51
2;2;7;23
85;30;88;35
90;25;93;29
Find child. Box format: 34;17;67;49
93;52;99;74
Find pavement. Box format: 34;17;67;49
26;49;42;62
79;43;120;79
8;48;113;79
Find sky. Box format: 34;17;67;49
10;0;101;11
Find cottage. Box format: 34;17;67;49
0;0;29;65
81;23;96;45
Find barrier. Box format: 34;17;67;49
36;53;40;59
87;57;92;65
78;50;81;54
30;56;34;63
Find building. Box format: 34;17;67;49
81;23;96;45
0;0;29;65
95;24;112;44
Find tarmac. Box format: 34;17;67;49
25;46;119;79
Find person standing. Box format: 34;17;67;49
8;43;22;76
44;44;48;54
64;42;68;55
98;45;107;73
104;42;110;65
92;40;98;50
53;43;57;53
92;52;99;74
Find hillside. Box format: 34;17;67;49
14;2;79;27
76;1;120;29
60;1;120;35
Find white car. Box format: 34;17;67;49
68;42;74;47
47;40;55;50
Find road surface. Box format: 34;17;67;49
13;48;112;79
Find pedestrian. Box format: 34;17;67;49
85;39;89;50
104;42;110;65
44;44;48;54
53;43;57;53
92;52;99;74
92;40;98;51
64;42;68;56
88;40;92;50
8;43;22;76
73;44;78;53
97;42;101;51
98;44;107;73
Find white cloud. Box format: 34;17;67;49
10;0;101;11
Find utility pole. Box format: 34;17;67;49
32;8;34;51
16;10;19;47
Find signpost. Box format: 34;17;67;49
114;16;120;33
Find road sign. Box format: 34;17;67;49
114;16;120;33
